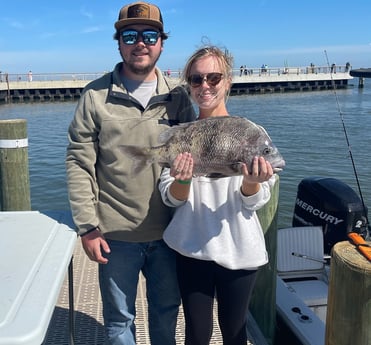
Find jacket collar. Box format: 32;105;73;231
108;62;176;109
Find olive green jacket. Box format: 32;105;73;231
66;62;196;240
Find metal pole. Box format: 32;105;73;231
68;257;75;345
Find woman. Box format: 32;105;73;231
159;46;275;345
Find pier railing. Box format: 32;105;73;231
0;65;350;83
234;64;350;77
0;72;105;83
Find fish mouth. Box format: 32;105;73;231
271;159;285;173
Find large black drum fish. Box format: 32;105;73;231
120;116;285;177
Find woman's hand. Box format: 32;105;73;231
169;152;194;200
240;156;273;196
170;152;194;181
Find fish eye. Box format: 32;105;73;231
263;147;271;155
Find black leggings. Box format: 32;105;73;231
176;254;258;345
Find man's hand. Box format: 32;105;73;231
81;229;110;264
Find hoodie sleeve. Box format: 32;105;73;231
240;174;276;211
159;168;187;207
66;89;100;235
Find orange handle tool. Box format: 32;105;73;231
347;232;371;262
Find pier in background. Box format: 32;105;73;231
350;68;371;88
0;65;353;103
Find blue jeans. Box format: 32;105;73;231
99;239;180;345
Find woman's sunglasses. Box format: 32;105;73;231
187;73;224;88
121;30;160;45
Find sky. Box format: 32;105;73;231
1;0;370;75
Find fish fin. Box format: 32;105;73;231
120;145;154;174
157;122;194;143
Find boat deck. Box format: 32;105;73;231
43;240;225;345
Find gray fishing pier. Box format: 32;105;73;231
0;64;353;103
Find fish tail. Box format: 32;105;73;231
120;145;155;174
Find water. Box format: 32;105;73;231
0;79;370;228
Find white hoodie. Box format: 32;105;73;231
159;169;277;270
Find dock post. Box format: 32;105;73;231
358;77;364;88
325;241;371;345
0;119;31;210
249;175;280;344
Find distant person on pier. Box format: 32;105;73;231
159;45;275;345
310;62;315;73
66;2;196;345
239;65;244;76
331;63;336;74
27;70;32;82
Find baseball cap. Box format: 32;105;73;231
115;2;164;32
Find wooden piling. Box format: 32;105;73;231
325;240;371;345
0;119;31;210
359;77;365;88
249;175;280;345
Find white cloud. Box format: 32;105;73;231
82;26;102;34
80;7;93;20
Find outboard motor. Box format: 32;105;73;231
292;176;369;255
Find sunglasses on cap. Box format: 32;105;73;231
121;29;160;45
187;73;224;88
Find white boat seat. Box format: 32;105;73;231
277;226;325;279
277;226;328;308
288;280;328;306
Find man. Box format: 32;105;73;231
66;2;196;344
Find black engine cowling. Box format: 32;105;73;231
292;176;368;255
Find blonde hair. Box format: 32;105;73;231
182;46;234;85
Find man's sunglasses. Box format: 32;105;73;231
121;30;160;45
187;73;224;88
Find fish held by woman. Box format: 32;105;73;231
120;116;285;177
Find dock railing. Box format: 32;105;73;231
0;72;106;83
232;64;350;77
0;65;351;83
